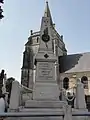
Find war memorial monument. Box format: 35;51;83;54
1;1;89;120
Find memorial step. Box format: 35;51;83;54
25;100;67;108
18;107;64;120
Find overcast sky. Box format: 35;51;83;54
0;0;90;81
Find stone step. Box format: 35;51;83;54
18;108;63;120
19;108;64;113
25;100;67;108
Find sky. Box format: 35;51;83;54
0;0;90;82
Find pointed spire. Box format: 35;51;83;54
44;1;53;25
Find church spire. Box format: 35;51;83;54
44;1;53;25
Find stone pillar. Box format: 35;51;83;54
55;62;60;84
28;69;33;89
33;65;36;85
53;39;56;55
9;81;20;111
59;75;65;101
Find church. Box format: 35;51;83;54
21;1;90;108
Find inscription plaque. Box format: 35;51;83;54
36;62;55;81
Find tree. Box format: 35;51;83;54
0;0;4;20
0;0;4;3
0;69;5;95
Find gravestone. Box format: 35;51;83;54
75;79;86;109
9;81;20;111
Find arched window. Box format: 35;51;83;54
37;37;39;43
63;77;69;90
81;76;88;89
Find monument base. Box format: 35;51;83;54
25;100;67;108
18;100;67;120
33;82;60;100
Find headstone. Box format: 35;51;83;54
9;81;20;111
75;79;86;109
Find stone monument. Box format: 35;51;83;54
33;19;59;100
20;3;69;120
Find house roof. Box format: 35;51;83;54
59;52;90;73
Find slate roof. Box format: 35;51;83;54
59;52;90;73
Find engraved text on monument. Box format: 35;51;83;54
37;62;55;81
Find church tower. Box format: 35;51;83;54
21;1;67;89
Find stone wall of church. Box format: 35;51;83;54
21;34;40;87
21;69;33;88
60;71;90;95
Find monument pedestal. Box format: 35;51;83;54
33;59;60;100
19;56;66;120
25;100;67;108
18;100;67;120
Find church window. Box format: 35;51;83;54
55;45;58;56
63;77;69;90
24;70;28;77
37;37;39;43
81;76;88;89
